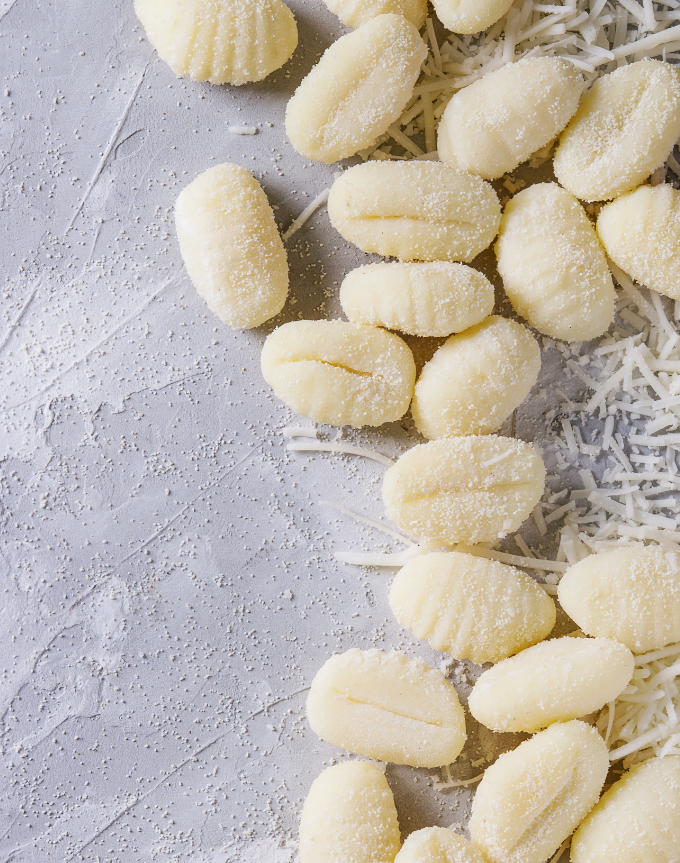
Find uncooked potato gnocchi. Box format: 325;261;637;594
300;761;401;863
438;57;583;180
134;0;298;85
390;551;556;664
395;827;486;863
260;320;415;428
285;14;427;163
431;0;514;33
411;316;541;439
495;183;615;341
323;0;427;28
469;721;609;863
597;183;680;301
339;262;494;338
468;636;634;733
175;163;288;329
306;649;466;768
558;545;680;654
328;162;502;263
382;436;545;546
554;59;680;201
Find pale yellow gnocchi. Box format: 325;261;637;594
306;649;466;768
322;0;427;28
395;827;486;863
285;14;427;163
431;0;514;34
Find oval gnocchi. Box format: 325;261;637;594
322;0;427;28
431;0;514;34
395;828;486;863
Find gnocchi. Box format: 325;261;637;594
285;14;427;163
554;59;680;201
431;0;514;34
134;0;298;85
395;827;486;863
322;0;427;28
390;551;556;664
468;636;634;733
495;183;615;341
328;161;502;263
382;436;545;546
300;761;401;863
438;57;583;180
469;721;609;863
411;316;541;439
339;262;494;338
175;163;288;329
306;649;466;768
261;321;415;428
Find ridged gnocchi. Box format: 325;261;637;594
390;551;556;664
495;183;615;341
306;649;466;768
382;436;545;546
468;636;634;733
260;320;415;428
339;262;494;338
285;14;427;163
175;163;288;329
328;161;502;263
431;0;514;34
411;316;541;439
438;57;583;180
300;761;401;863
323;0;427;28
395;828;486;863
134;0;298;85
469;721;609;863
554;59;680;201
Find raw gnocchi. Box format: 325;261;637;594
328;161;502;263
558;545;680;654
411;316;541;439
175;163;288;329
322;0;427;28
495;183;615;341
395;827;486;863
339;262;494;338
285;14;427;163
134;0;298;85
597;183;680;301
390;551;556;664
431;0;514;34
468;636;634;733
299;761;401;863
306;649;466;768
382;436;545;546
469;721;609;863
554;59;680;201
260;320;415;428
438;57;583;180
571;756;680;863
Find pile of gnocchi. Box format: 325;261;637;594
135;0;680;861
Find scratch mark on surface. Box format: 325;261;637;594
0;281;38;356
0;0;20;24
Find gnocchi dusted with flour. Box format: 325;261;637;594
438;57;583;181
411;316;541;439
261;320;415;428
285;14;427;163
299;761;401;863
322;0;427;28
394;828;485;863
431;0;513;34
175;163;288;329
306;649;466;767
328;161;502;263
469;721;609;863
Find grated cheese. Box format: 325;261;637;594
283;189;330;241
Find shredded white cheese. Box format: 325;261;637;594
283;189;331;241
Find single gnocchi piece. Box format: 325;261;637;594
300;761;401;863
134;0;298;85
495;183;615;341
411;316;541;439
571;756;680;863
438;57;583;180
558;545;680;654
395;827;486;863
175;163;288;329
597;183;680;301
339;262;494;338
431;0;514;33
390;551;556;664
328;161;502;263
285;14;427;163
306;649;466;768
260;320;415;428
468;636;634;733
554;59;680;201
382;436;545;546
469;721;609;863
322;0;427;28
